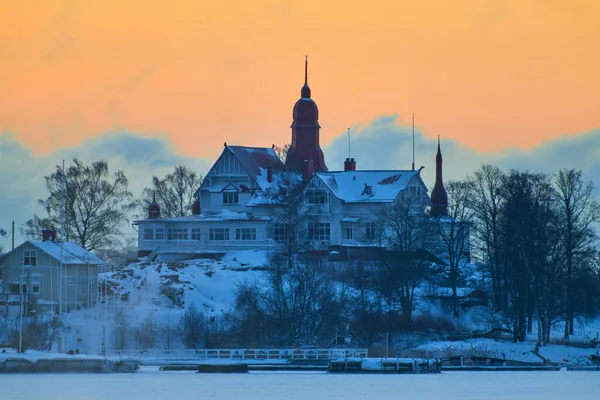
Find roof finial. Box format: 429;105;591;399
305;55;308;85
152;190;156;203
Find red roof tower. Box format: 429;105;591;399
284;56;328;172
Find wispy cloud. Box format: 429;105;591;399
323;114;600;192
0;132;212;246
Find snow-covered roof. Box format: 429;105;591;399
249;170;303;206
26;240;105;265
136;209;270;223
314;170;424;203
227;145;284;183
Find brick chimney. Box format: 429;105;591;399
267;164;273;183
303;159;314;183
42;229;57;242
344;158;356;171
192;197;201;215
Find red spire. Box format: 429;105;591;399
301;55;311;98
430;135;448;217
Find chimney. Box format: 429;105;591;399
267;164;273;183
192;197;201;215
344;157;356;171
42;229;57;242
303;159;314;183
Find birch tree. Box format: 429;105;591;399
22;159;135;250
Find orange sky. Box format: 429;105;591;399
1;0;599;161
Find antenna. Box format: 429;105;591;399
412;113;415;171
347;128;351;158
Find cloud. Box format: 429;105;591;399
0;132;212;247
1;117;599;251
323;114;600;193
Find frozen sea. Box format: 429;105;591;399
2;367;600;400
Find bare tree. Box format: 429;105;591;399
554;169;600;338
468;165;506;310
5;316;63;352
239;254;347;346
232;279;269;347
133;315;156;350
262;171;309;268
0;228;6;254
138;165;203;218
158;314;178;352
372;193;435;329
22;158;136;251
431;180;475;318
177;305;206;349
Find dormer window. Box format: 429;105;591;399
223;192;239;204
362;184;374;197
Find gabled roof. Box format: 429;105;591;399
227;146;284;182
313;170;425;203
0;240;105;265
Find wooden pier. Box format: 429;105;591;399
441;355;561;371
328;358;442;374
0;357;140;373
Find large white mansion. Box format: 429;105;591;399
134;59;451;262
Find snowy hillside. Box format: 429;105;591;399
59;250;269;353
103;249;268;313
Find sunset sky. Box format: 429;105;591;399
1;0;600;246
1;0;599;161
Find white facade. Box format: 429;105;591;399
135;145;433;261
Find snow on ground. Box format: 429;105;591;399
54;251;269;354
414;338;599;364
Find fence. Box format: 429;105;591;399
107;348;368;360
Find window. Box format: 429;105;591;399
9;284;20;294
191;229;202;240
273;223;288;242
308;223;330;241
167;228;188;240
223;192;239;204
143;228;154;240
23;250;37;266
155;229;165;240
235;228;256;241
345;227;353;240
32;284;40;294
209;228;229;241
306;190;328;205
365;222;377;240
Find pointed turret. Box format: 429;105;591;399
148;191;161;219
430;136;448;217
285;56;328;172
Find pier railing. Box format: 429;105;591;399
108;348;368;361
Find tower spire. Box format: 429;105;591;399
430;135;448;217
305;55;308;85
